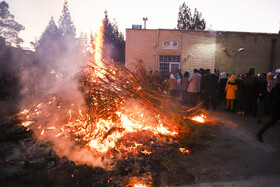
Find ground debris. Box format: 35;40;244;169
0;119;201;186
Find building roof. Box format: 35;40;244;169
126;28;280;36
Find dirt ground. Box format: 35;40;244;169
180;108;280;187
1;99;280;186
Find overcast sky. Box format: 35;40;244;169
6;0;280;49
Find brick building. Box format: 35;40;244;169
125;29;280;75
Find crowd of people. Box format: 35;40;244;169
1;67;279;142
149;67;280;142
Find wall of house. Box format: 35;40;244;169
271;37;280;72
126;29;280;74
180;30;216;73
125;29;158;71
215;32;280;74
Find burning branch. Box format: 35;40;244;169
15;22;199;171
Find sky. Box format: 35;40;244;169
6;0;280;49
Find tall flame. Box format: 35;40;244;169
91;23;105;78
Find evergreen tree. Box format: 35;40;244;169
192;8;206;30
0;1;24;46
103;10;125;63
58;1;76;39
29;1;88;92
77;32;90;55
57;1;79;70
177;2;206;30
35;17;62;67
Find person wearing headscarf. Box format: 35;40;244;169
257;73;268;123
256;72;280;142
166;74;177;97
225;74;237;112
267;72;275;93
175;73;182;97
265;72;274;115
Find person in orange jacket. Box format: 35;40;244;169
225;74;238;112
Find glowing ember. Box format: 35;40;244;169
134;184;147;187
179;147;190;154
191;114;206;123
124;174;153;187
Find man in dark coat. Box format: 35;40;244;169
201;69;219;110
243;68;259;116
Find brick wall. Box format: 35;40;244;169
125;29;158;71
180;30;216;73
215;32;280;74
126;29;280;74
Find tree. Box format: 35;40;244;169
177;2;206;30
35;2;78;66
77;32;90;56
35;17;62;65
34;1;87;84
58;1;76;39
0;1;24;46
102;10;125;63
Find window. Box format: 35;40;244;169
159;55;181;77
159;63;170;76
159;55;180;62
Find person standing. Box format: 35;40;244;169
225;74;238;112
257;73;268;123
243;68;258;116
218;72;228;105
187;69;201;107
236;73;246;115
266;72;275;114
201;69;219;110
181;71;190;105
166;74;177;97
256;73;280;142
176;78;182;97
153;71;160;84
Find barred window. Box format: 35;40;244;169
159;55;181;62
159;63;170;75
159;55;181;77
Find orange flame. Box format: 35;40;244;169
91;23;105;78
125;174;152;187
191;114;206;123
179;147;190;154
134;184;148;187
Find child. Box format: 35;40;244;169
225;74;237;112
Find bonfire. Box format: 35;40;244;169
15;22;209;186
